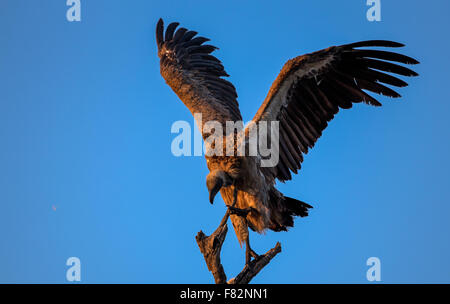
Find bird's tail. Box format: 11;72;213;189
284;196;313;218
268;193;313;232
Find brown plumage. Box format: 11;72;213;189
156;19;419;263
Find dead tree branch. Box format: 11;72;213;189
195;211;230;284
228;242;281;284
195;210;282;284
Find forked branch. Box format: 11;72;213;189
195;210;281;284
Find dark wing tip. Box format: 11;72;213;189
344;50;420;71
165;22;180;42
156;18;164;50
345;40;405;49
409;57;420;65
409;57;420;66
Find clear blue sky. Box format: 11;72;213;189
1;0;449;283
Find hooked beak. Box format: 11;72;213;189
208;179;223;204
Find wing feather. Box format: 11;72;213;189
156;19;242;136
250;40;419;182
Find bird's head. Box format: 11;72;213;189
206;170;233;204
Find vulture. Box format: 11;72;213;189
155;19;419;265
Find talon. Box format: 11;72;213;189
246;252;252;266
250;249;261;260
245;236;261;266
228;206;254;218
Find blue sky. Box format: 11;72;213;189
0;0;449;283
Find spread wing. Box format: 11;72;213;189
156;19;242;136
250;40;419;183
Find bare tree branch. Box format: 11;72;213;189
228;242;281;284
195;211;230;284
195;210;282;284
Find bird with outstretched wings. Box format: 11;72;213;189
156;18;419;265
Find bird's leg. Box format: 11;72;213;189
230;180;238;207
227;181;260;265
227;181;256;218
245;234;261;265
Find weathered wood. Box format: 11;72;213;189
195;211;230;284
228;242;282;284
196;210;282;284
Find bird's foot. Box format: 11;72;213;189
245;247;262;266
228;206;255;218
